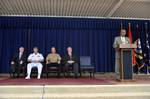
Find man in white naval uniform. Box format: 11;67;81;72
25;47;44;79
113;29;130;79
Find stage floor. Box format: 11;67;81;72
0;73;150;99
0;73;150;85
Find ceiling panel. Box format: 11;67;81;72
0;0;150;19
112;0;150;18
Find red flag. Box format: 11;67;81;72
128;23;135;65
128;23;132;43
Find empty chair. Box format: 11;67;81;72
80;56;95;77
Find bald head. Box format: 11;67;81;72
67;47;72;53
51;47;56;54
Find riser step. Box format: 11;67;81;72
0;85;150;93
0;93;150;99
0;85;150;99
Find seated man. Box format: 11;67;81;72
25;47;44;79
46;47;61;76
11;47;26;78
63;47;79;78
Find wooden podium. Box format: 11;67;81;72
119;44;137;80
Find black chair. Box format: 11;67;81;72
10;63;26;78
80;56;95;77
45;63;61;78
30;62;45;78
63;64;75;77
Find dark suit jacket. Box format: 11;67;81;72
63;54;78;64
12;52;27;64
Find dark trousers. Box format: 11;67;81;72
46;63;61;77
11;63;25;77
65;63;79;77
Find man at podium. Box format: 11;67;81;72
113;29;130;79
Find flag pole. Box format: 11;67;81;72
136;24;140;74
145;22;149;75
120;21;123;30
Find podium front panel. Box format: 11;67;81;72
121;49;133;80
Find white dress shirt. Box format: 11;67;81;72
121;36;126;44
28;53;44;62
19;52;22;60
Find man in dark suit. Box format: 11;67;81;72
63;47;79;78
11;47;26;78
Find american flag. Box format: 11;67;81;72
134;24;144;71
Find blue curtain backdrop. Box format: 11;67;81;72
0;16;150;73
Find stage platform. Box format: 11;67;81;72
0;73;150;99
